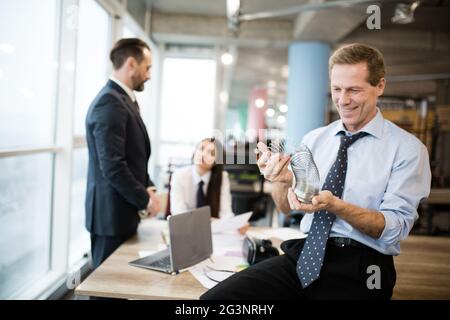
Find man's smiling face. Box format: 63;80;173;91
330;62;385;132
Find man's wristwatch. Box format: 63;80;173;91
138;209;149;219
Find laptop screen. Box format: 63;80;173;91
168;206;213;272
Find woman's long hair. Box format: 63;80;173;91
193;138;224;218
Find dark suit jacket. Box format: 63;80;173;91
85;80;154;236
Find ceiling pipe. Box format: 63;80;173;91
239;0;378;22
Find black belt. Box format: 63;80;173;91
328;237;368;249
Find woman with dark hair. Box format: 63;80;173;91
170;138;249;233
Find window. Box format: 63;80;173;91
73;0;111;136
0;154;53;299
121;24;152;120
0;0;59;149
0;0;58;299
69;149;90;266
123;25;136;38
0;0;152;299
159;57;216;166
69;0;111;265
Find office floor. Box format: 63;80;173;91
393;235;450;300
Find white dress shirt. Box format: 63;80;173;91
299;108;431;255
170;165;233;218
109;75;136;102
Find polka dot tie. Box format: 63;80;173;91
297;131;367;288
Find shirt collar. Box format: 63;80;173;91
192;165;212;186
333;107;384;139
109;75;136;102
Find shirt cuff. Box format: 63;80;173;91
378;210;400;242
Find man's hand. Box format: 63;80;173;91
146;188;161;217
256;142;293;184
287;188;335;213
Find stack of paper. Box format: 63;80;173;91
211;211;252;234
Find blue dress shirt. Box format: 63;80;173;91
299;108;431;255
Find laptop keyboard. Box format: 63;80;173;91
147;254;171;270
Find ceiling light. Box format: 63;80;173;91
226;0;240;32
277;115;286;124
221;52;233;65
227;0;240;16
391;1;420;24
279;104;288;113
266;108;275;117
255;98;265;108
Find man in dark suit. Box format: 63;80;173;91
85;38;161;269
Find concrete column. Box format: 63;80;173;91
286;42;330;146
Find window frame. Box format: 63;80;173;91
0;0;158;299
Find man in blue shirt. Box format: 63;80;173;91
201;43;431;300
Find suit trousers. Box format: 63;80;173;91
200;238;396;300
90;233;134;269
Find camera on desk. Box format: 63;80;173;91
242;236;280;265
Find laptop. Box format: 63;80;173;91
128;206;213;274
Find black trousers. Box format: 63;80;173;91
90;233;133;269
200;239;396;300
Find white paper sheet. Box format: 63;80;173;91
188;255;248;289
212;233;246;257
246;227;307;241
211;211;252;234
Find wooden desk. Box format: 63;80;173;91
75;220;450;300
75;219;206;300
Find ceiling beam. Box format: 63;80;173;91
293;3;370;43
239;0;376;21
150;11;293;47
